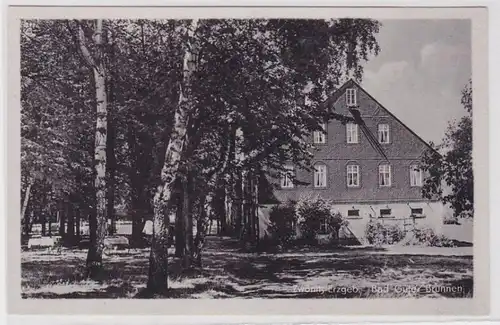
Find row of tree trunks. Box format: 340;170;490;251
221;168;259;246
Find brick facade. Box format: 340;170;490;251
271;79;437;206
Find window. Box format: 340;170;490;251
346;88;357;106
280;165;294;189
378;124;390;144
411;208;423;215
347;209;360;217
379;164;391;187
411;207;425;218
314;164;327;188
346;123;359;143
410;165;423;187
319;217;329;234
347;165;360;187
380;208;392;218
313;123;326;144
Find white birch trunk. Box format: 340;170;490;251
21;177;34;221
77;19;108;278
147;19;199;293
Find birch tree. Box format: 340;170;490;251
70;19;109;277
147;19;199;293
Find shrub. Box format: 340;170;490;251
433;234;456;247
296;195;347;245
365;220;405;246
406;226;456;247
443;214;461;225
268;202;297;248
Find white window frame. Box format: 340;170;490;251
378;124;390;144
319;217;329;234
410;165;423;187
346;123;359;144
346;88;357;106
314;164;327;188
280;165;294;189
346;165;360;187
379;164;392;187
313;122;326;144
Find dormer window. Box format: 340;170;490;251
346;88;357;107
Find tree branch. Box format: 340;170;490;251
75;21;97;70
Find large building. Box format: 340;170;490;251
259;79;445;244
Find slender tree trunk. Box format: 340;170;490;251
234;128;245;238
128;135;144;246
174;181;185;257
251;169;259;245
232;173;243;237
106;29;116;236
77;19;109;279
193;194;209;267
147;19;199;294
21;178;34;221
40;212;46;236
216;179;227;236
241;168;258;246
29;210;34;234
58;204;66;238
107;153;116;235
48;208;52;236
75;207;81;244
66;204;75;246
241;170;250;242
224;183;233;236
33;196;41;236
182;173;194;269
23;206;32;237
39;187;48;236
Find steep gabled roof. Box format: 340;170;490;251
326;78;439;155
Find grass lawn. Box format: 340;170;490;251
21;236;473;299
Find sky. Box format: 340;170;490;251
360;19;471;145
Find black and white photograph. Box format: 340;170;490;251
6;4;490;316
